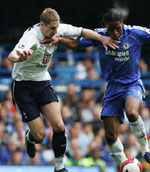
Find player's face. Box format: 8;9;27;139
106;21;123;40
40;21;59;39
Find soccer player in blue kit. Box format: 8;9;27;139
52;8;150;166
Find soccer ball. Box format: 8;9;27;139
120;158;142;172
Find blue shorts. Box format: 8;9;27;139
101;80;146;123
12;80;58;122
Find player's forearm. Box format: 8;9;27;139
82;28;103;41
8;49;33;62
59;37;78;49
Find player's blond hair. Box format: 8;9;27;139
40;8;60;25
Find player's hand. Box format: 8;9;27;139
100;35;120;51
40;36;60;46
40;39;51;44
17;49;33;62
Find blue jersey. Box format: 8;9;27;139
78;24;150;84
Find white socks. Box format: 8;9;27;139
129;116;149;156
55;155;65;171
108;138;126;164
108;116;149;165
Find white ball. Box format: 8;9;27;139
120;158;142;172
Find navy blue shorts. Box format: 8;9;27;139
101;80;146;123
11;80;58;122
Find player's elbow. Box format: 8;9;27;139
8;51;19;62
8;53;13;62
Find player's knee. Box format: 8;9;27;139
126;108;139;122
106;133;117;144
34;131;46;143
53;122;65;132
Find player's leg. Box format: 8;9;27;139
25;116;46;157
41;102;68;172
103;116;126;164
125;96;150;163
101;83;127;165
11;80;46;158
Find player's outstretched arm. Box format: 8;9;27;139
8;49;33;62
58;37;78;49
40;37;78;49
81;28;120;51
40;28;120;50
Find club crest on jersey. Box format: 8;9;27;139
40;44;45;49
122;42;130;50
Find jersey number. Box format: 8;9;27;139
42;54;51;64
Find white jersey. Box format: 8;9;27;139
12;23;82;81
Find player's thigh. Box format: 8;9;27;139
125;97;141;121
41;102;65;131
103;116;120;142
125;97;141;113
27;116;45;139
125;82;143;115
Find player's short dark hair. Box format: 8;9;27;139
101;8;124;26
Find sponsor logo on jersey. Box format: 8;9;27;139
115;57;129;62
42;54;52;64
106;50;130;62
106;50;129;57
36;64;47;68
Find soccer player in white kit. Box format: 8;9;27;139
8;8;118;172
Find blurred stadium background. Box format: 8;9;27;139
0;0;150;172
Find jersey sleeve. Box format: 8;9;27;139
56;23;83;39
132;26;150;44
78;37;96;48
77;28;102;48
14;29;37;52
